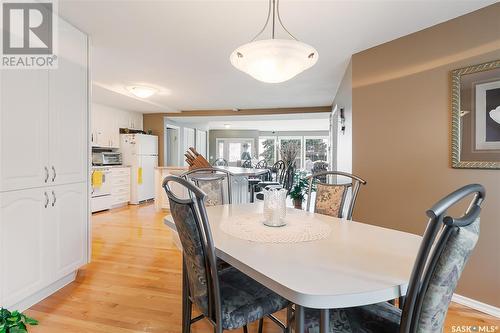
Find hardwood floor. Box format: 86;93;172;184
26;203;499;333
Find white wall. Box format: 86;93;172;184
164;117;209;166
331;60;353;173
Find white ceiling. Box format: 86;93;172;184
59;0;496;113
169;112;330;131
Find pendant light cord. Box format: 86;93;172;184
250;0;298;42
272;0;276;39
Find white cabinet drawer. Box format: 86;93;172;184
111;168;130;176
112;194;129;205
111;185;129;196
112;175;129;186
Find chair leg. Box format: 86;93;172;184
398;296;406;309
250;184;255;203
182;260;192;333
258;318;264;333
286;304;294;333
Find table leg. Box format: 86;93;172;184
320;309;329;333
294;305;305;333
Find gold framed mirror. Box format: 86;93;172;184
451;59;500;169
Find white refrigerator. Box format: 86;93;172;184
120;134;158;204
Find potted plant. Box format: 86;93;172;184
0;308;38;333
288;172;309;209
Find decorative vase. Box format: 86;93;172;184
293;198;303;209
263;188;287;227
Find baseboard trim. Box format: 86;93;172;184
13;271;77;312
452;293;500;318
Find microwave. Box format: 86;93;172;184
92;152;122;166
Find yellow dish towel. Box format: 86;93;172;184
92;170;103;188
138;167;143;184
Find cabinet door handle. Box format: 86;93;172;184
44;166;49;183
44;192;49;208
51;166;56;182
51;190;56;207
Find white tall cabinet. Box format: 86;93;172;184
0;19;89;310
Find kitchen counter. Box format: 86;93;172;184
155;166;188;171
92;165;131;169
155;165;267;176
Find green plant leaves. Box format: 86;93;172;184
0;308;37;333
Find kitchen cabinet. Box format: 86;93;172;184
91;108;119;149
0;18;89;310
91;104;143;149
0;184;87;308
110;167;130;207
50;183;87;279
129;112;143;130
49;21;88;185
0;188;49;308
0;19;88;191
0;70;50;192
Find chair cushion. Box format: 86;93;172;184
417;217;480;332
314;183;348;218
219;267;289;330
303;302;401;333
196;178;224;206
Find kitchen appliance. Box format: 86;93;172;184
92;151;122;166
120;134;158;204
91;167;112;212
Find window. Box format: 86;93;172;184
216;139;254;165
279;137;302;168
258;137;277;165
305;137;329;172
217;142;224;159
258;135;330;171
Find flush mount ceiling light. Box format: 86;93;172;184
230;0;318;83
126;85;157;99
224;124;231;129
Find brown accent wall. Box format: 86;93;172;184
143;114;165;166
352;4;500;306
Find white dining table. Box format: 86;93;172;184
164;203;422;333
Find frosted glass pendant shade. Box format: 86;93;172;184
230;39;318;83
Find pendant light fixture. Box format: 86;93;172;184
230;0;318;83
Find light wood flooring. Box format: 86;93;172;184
26;204;499;332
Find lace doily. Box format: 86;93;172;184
219;209;331;243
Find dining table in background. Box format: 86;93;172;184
164;202;422;333
154;166;269;211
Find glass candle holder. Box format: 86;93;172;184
263;188;287;227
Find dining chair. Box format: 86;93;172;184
241;159;253;168
181;168;232;206
255;159;268;169
297;183;485;333
163;176;290;333
255;160;292;200
306;171;367;220
213;158;228;167
249;160;272;203
310;160;329;181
